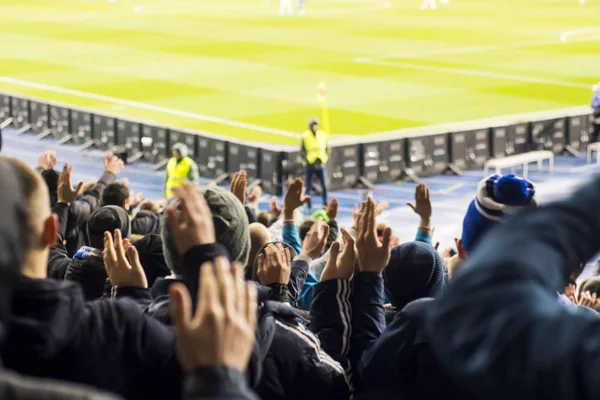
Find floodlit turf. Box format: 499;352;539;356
0;0;598;145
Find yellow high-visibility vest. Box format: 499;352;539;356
303;129;328;165
165;157;193;197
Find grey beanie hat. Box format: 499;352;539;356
161;185;250;274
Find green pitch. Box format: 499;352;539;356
0;0;598;145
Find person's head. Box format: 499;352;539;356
140;200;161;214
579;278;600;298
299;219;314;242
308;117;319;134
87;206;131;250
102;182;130;209
133;234;169;287
248;223;272;272
383;242;448;311
257;211;271;228
564;278;577;297
461;174;537;256
0;158;28;332
3;156;56;280
161;185;250;275
171;143;189;161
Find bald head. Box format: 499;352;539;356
249;222;271;267
3;156;51;250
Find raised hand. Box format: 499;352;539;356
38;151;57;171
256;243;291;285
269;196;282;220
301;218;330;259
284;178;310;220
57;163;83;206
103;229;148;288
326;198;339;221
407;183;432;228
167;184;216;256
230;171;248;205
356;197;392;273
103;151;124;175
320;228;356;281
169;258;257;372
129;192;145;209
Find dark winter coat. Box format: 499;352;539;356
131;210;161;236
1;278;182;400
426;174;600;400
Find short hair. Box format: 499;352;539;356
102;183;130;207
566;279;577;287
140;200;160;213
299;220;314;242
257;211;271;227
3;156;50;249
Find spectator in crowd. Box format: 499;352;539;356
426;172;600;400
101;182;145;214
591;82;600;142
562;278;577;302
131;200;162;235
461;174;536;255
164;143;199;198
0;156;182;400
63;152;124;256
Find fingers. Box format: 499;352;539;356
74;181;83;196
215;257;235;316
257;253;266;276
126;245;143;271
103;231;117;271
113;229;129;268
341;227;354;248
329;241;341;262
322;224;330;243
169;282;193;331
195;262;218;325
406;202;416;212
233;262;246;316
245;282;258;332
283;247;291;269
381;227;392;249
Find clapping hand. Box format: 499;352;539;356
167;184;216;256
407;183;432;228
103;229;148;288
356;197;392;273
230;171;248;205
57;164;83;206
284;178;310;220
301;218;330;260
169;258;257;373
320;228;356;281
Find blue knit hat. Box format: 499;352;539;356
461;174;536;254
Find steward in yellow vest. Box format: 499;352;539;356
164;143;199;197
300;118;329;213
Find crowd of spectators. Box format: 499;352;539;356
0;148;599;400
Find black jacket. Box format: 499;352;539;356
0;370;121;400
1;278;182;400
184;367;259;400
426;174;600;400
48;203;107;300
117;247;351;400
65;171;115;257
131;210;161;236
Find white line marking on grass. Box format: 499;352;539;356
438;182;466;195
560;27;600;43
0;76;303;140
353;58;590;90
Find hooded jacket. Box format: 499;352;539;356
65;171;116;257
349;243;457;399
426;174;600;400
1;277;182;400
131;210;161;236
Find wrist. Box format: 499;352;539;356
57;200;71;206
284;210;294;220
419;218;431;228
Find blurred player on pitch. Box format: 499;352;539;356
421;0;449;10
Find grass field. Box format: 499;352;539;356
0;0;598;145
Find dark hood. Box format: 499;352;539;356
249;241;298;281
3;278;84;360
383;242;448;310
133;234;169;287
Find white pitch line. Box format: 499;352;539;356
0;75;303;139
438;182;466;195
353;58;590;90
560;27;600;43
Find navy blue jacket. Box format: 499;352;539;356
184;367;259;400
1;278;182;400
427;174;600;400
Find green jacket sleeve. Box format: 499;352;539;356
188;160;199;184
